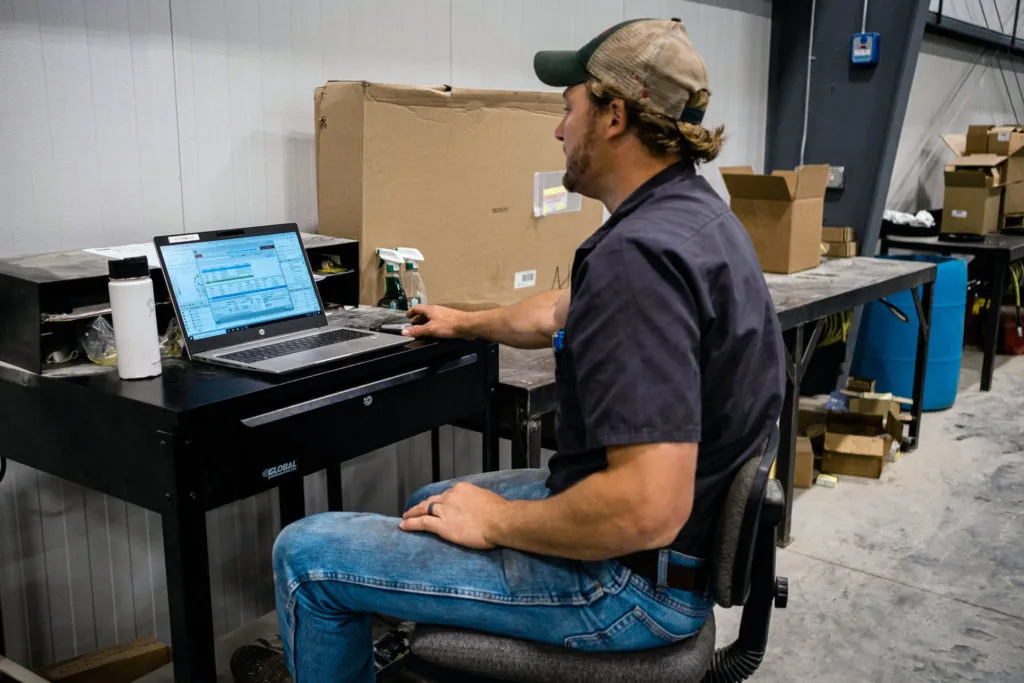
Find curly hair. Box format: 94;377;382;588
585;79;725;164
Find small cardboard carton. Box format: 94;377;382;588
822;226;854;242
314;81;604;307
987;126;1024;155
720;165;830;274
939;134;1009;235
795;435;815;489
822;410;903;478
998;131;1024;216
824;241;857;257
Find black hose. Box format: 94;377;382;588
702;645;764;683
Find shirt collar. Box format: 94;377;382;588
580;161;697;250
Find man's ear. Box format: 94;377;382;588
606;99;629;140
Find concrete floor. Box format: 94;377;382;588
145;349;1024;682
714;349;1024;682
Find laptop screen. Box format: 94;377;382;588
160;232;322;341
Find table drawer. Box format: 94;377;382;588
201;351;487;503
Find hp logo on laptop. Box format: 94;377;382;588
363;395;373;407
258;329;266;336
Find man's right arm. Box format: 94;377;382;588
403;289;568;349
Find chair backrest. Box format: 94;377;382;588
708;424;779;608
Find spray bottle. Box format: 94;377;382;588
376;248;409;310
396;247;427;307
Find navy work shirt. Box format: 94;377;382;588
546;161;785;559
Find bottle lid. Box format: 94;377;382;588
405;262;418;270
386;263;399;273
109;256;150;280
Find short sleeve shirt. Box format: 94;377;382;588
546;161;785;559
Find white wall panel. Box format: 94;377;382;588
0;0;773;670
0;0;182;258
888;35;1024;212
930;0;1022;34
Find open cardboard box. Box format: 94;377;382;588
821;409;904;478
940;134;1012;235
720;165;830;274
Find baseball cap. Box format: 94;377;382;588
533;18;710;124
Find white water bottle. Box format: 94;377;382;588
108;256;162;380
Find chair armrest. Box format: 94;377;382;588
762;479;785;525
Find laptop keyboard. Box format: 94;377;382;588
222;328;371;364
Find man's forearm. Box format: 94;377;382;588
460;290;565;349
486;469;681;561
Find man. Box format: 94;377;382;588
233;17;783;683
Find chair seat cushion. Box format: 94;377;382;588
408;612;715;683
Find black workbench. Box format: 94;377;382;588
880;233;1024;391
492;256;938;546
0;315;498;683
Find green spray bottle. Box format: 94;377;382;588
376;248;409;310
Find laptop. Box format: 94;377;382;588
154;223;411;374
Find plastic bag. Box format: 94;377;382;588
160;317;183;358
81;317;118;366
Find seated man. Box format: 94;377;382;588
233;17;784;683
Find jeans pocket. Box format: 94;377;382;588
563;607;693;652
500;550;600;606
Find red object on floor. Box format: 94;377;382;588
1000;308;1024;355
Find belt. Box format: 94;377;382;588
616;551;708;593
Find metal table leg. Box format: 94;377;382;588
163;504;216;683
326;467;343;511
510;398;542;470
982;256;1007;392
907;281;934;451
777;320;824;547
278;479;306;527
430;427;442;482
483;345;500;472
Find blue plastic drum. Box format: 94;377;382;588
851;255;967;411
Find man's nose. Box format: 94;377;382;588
554;122;564;142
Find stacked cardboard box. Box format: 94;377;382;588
720;165;830;274
941;125;1024;235
821;226;856;258
820;377;910;479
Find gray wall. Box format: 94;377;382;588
0;0;772;669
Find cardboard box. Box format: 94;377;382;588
966;124;996;154
1000;132;1024;216
795;435;815;489
314;81;604;307
846;376;876;393
824;241;857;257
987;126;1023;155
942;166;1004;235
822;226;854;242
822;441;886;478
720;165;830;274
822;405;903;478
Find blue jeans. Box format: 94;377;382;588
273;469;714;682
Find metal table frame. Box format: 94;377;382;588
880;233;1024;391
0;340;498;683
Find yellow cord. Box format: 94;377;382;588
817;310;852;347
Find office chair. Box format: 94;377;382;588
382;425;788;683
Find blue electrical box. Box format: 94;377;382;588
851;32;880;65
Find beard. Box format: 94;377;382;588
562;120;596;195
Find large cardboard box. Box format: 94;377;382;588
795;436;815;489
314;81;603;307
720;165;830;274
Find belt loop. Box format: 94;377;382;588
656;550;669;589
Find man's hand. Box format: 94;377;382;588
399;482;508;550
402;304;471;339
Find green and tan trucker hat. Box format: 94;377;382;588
534;18;710;124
